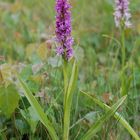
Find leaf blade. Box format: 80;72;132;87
0;84;20;117
18;76;58;140
80;91;140;140
80;94;127;140
63;61;78;140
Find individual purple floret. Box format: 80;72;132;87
56;46;64;55
55;0;74;60
114;0;131;28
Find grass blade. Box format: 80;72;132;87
80;91;140;140
80;94;127;140
18;76;59;140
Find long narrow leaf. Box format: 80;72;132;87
18;76;59;140
80;94;127;140
63;61;78;140
80;91;140;140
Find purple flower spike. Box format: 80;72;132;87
114;0;132;28
55;0;74;60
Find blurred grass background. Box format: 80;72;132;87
0;0;140;139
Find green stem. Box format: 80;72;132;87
12;113;20;140
63;60;69;140
121;27;126;96
63;99;71;140
63;60;69;107
121;28;125;68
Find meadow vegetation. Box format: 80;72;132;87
0;0;140;140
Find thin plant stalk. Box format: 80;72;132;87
121;27;126;69
63;60;69;107
121;26;126;96
114;0;132;96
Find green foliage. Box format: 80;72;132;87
80;91;140;140
0;84;19;118
63;61;78;140
20;107;39;133
18;76;59;140
0;0;140;139
80;95;127;140
15;119;30;135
